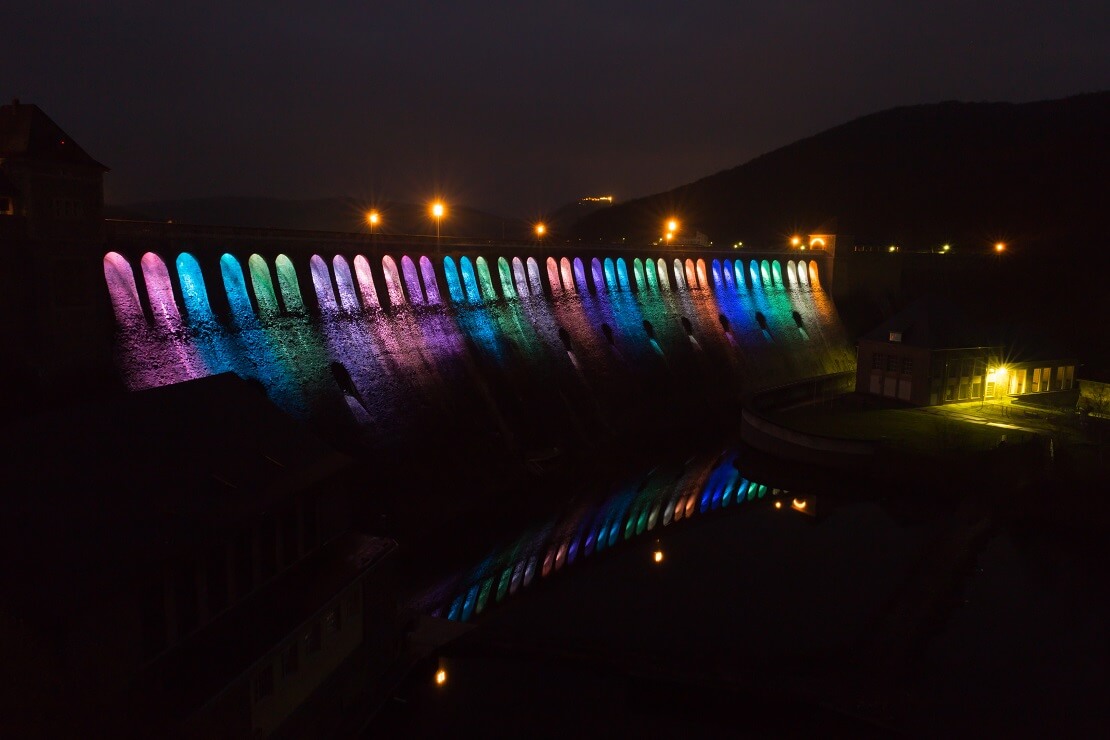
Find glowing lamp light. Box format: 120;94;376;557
994;242;1006;253
367;211;380;226
790;236;801;247
431;202;445;219
942;244;950;252
535;223;546;237
666;219;678;233
774;500;782;509
653;549;664;563
665;232;673;242
435;668;447;686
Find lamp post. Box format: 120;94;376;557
535;222;546;242
366;210;380;236
431;201;445;245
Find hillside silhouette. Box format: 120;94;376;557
573;92;1109;255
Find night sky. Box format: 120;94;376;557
7;1;1108;217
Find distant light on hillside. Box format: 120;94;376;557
580;195;614;203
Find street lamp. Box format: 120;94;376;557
535;222;546;240
366;210;380;235
790;235;801;248
431;201;445;243
994;242;1006;253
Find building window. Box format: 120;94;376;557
1032;368;1041;392
902;357;913;374
1056;367;1066;391
1042;367;1052;391
252;665;274;704
304;622;322;654
886;356;899;372
871;353;883;370
281;643;299;678
325;605;342;635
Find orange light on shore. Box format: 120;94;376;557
666;218;679;233
653;549;664;563
435;668;447;686
994;242;1006;253
790;235;801;247
535;222;546;237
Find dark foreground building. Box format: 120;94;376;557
856;297;1078;406
0;373;398;737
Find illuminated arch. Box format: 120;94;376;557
142;252;182;326
275;254;306;312
656;258;670;290
443;256;464;303
176;252;214;321
497;257;516;299
352;255;380;308
573;258;588;293
459;256;481;303
696;259;708;289
526;257;542;295
420;255;441;304
512;257;529;297
103;252;143;326
310;254;337;312
548;257;564;296
246;254;278;318
633;258;646;291
220;253;254;322
381;255;405;306
673;259;685;289
786;260;798;286
334;255;361;310
591;258;605;293
616;258;630;290
475;256;497;300
401;255;424;304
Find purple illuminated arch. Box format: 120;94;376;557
103;252;143;326
310;255;337;312
420;255;441;304
381;255;405;306
401;255;424;304
141;252;181;327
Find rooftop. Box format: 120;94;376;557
0;99;108;170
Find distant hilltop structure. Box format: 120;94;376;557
579;195;614;204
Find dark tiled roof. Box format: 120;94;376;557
0;100;108;170
860;295;1078;362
